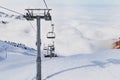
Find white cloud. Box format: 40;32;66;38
0;0;120;55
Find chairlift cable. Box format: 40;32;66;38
51;20;54;26
26;20;36;32
43;0;48;9
0;5;23;15
0;5;36;32
28;21;36;32
52;25;54;32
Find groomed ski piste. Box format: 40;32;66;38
0;40;120;80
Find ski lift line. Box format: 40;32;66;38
0;5;23;15
28;21;36;32
0;5;36;32
47;32;56;39
43;0;48;9
52;25;54;32
20;19;36;36
50;19;54;26
24;19;36;32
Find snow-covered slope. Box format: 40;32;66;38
0;41;120;80
0;40;37;80
41;49;120;80
0;40;36;58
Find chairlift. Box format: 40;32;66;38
51;24;54;26
47;25;56;39
44;43;57;58
48;45;55;51
47;32;56;39
48;41;55;51
43;46;48;50
43;47;49;57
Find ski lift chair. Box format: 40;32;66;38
47;32;56;39
43;46;48;50
44;43;57;58
46;23;56;39
43;46;50;57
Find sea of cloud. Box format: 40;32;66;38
0;0;120;55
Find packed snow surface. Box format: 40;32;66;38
0;41;120;80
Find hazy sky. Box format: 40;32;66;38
0;0;120;8
48;0;120;6
0;0;120;13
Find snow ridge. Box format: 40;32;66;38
0;40;36;58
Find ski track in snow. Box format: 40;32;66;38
44;58;120;80
1;41;120;80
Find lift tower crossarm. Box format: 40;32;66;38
24;8;52;80
25;9;52;10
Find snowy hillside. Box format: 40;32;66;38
0;40;120;80
0;40;36;58
42;49;120;80
0;40;36;80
